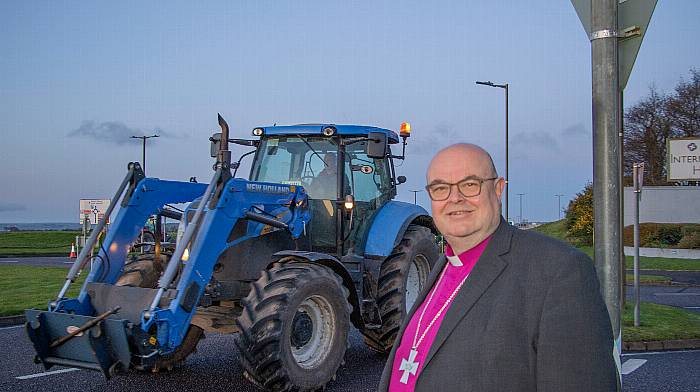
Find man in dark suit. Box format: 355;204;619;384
378;143;618;391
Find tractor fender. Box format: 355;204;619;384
271;250;362;327
363;201;436;259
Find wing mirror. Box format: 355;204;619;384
367;131;387;159
210;133;221;158
396;176;406;185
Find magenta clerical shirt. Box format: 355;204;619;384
388;236;491;392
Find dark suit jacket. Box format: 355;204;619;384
378;220;618;391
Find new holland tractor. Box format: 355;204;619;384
25;115;439;391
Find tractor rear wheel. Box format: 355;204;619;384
115;253;203;371
362;225;438;353
235;262;351;392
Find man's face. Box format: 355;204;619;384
426;147;504;245
323;154;337;171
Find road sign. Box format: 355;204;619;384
571;0;657;90
667;138;700;181
79;199;111;225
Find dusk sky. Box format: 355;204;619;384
1;1;698;223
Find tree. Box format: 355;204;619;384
623;69;700;185
623;87;672;185
565;183;593;246
667;69;700;137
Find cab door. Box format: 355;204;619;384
343;141;394;254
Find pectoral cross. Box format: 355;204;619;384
399;348;419;384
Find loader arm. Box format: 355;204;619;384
142;178;310;352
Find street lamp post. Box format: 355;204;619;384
131;134;159;250
409;190;423;205
130;134;160;175
517;193;525;224
476;80;509;222
555;194;564;220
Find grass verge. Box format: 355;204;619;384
625;274;671;285
0;231;80;257
532;219;567;241
635;256;700;271
0;265;85;316
623;302;700;342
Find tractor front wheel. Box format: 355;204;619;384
363;224;438;353
235;262;351;392
115;253;203;371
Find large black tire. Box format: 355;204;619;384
115;253;203;371
362;225;439;353
115;253;167;288
149;325;203;371
235;262;351;392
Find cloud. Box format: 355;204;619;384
561;123;589;138
409;123;453;155
512;131;560;151
68;121;179;145
0;203;26;212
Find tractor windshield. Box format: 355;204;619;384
251;137;339;199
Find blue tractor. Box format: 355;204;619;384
25;115;439;391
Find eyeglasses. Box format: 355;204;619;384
425;177;498;201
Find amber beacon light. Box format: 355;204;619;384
400;122;411;138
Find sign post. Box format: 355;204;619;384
79;199;111;255
571;0;657;382
632;163;644;327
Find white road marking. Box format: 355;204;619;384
620;359;647;375
0;259;19;263
638;269;700;272
623;349;698;356
16;368;80;379
0;325;23;331
685;306;700;309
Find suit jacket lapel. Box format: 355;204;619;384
422;220;513;368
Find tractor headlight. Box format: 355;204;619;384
344;195;355;210
322;126;336;136
176;215;191;261
252;127;264;136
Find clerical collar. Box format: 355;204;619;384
445;252;463;267
445;236;492;267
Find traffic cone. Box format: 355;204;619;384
69;243;77;258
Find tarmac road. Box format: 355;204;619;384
625;285;700;314
626;269;700;285
1;325;384;392
2;258;699;391
0;256;73;267
1;324;699;392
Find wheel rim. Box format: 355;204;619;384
405;254;430;313
290;295;336;369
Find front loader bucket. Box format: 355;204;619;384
25;309;132;378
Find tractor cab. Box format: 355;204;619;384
247;124;405;256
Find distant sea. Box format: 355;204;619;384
0;222;82;232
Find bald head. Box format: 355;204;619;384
425;143;504;254
427;143;497;184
